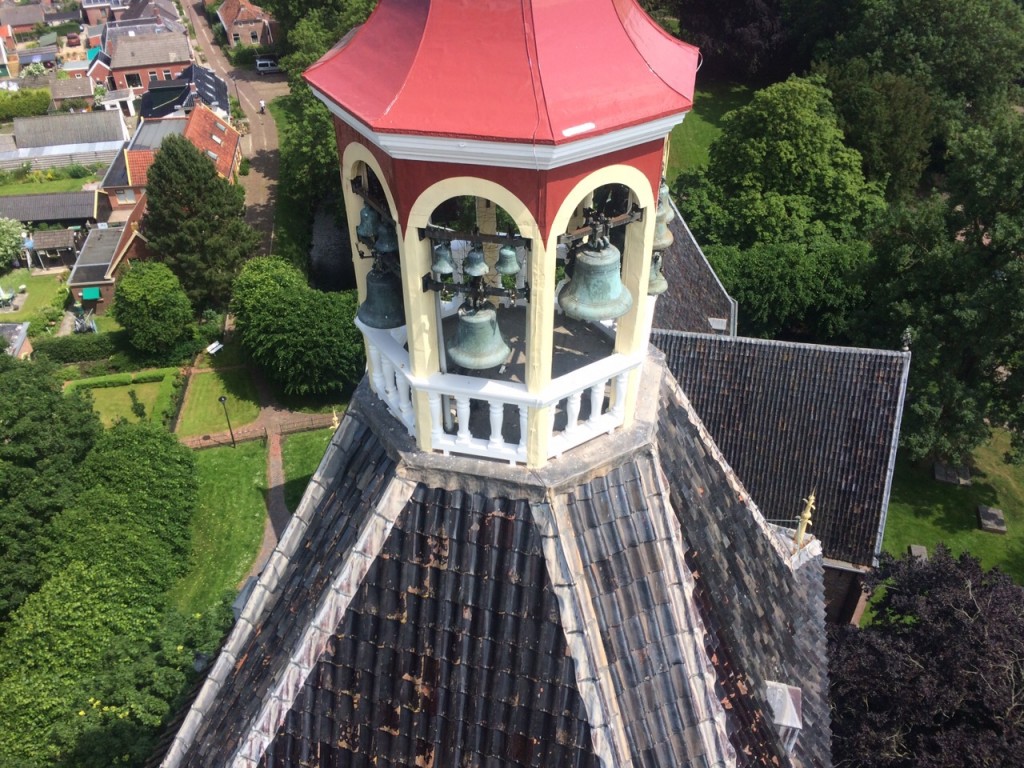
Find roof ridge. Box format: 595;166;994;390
653;328;912;360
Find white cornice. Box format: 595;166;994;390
308;85;685;170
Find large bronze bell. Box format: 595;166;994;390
374;220;399;255
447;306;511;370
357;266;406;329
559;238;633;321
463;244;488;277
356;204;379;242
495;243;521;276
432;241;455;275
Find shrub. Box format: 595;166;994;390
0;88;50;121
33;332;121;364
238;156;251;176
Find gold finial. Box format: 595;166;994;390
794;491;816;548
330;408;340;430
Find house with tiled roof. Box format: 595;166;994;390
0;3;44;33
81;0;132;25
160;2;837;767
67;193;150;313
106;31;192;95
50;75;96;110
102;104;241;218
140;63;229;118
216;0;278;48
0;109;128;171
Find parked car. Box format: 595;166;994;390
255;57;281;75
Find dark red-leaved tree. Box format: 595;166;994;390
829;547;1024;767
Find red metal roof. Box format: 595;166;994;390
304;0;699;146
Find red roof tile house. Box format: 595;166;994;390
215;0;278;48
102;104;241;218
0;3;44;34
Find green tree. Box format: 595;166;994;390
112;262;196;356
231;257;365;395
142;134;261;311
0;216;23;271
859;113;1024;462
676;76;883;339
816;57;935;200
830;0;1024;133
0;356;100;626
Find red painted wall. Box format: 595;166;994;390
113;62;190;94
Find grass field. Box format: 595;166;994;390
89;381;163;426
666;81;753;181
281;429;334;512
0;176;99;196
0;268;66;322
884;430;1024;582
168;442;268;615
175;368;261;437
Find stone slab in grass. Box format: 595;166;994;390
934;462;972;485
908;544;929;561
977;505;1007;534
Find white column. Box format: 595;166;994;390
565;392;581;436
455;396;471;443
368;343;385;397
428;392;443;446
487;402;504;448
588;381;605;426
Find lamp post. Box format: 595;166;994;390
218;395;236;448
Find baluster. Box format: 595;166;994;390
455;396;471;443
565;392;581;435
368;344;385;397
380;358;397;410
518;406;528;454
609;371;628;429
587;380;605;426
487;401;504;448
395;375;413;430
428;392;443;446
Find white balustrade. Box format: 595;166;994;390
356;317;641;464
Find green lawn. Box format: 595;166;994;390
167;442;267;615
884;430;1024;582
0;268;66;323
0;176;99;196
282;429;334;512
194;337;248;370
175;368;261;437
89;381;163;426
666;81;753;181
92;313;122;333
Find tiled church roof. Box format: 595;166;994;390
160;354;831;768
654;331;910;567
652;204;736;335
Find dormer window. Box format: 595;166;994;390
766;681;802;754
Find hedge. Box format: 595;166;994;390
0;89;51;121
65;367;179;393
33;332;123;364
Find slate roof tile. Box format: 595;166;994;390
655;330;909;567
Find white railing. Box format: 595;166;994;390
356;319;641;465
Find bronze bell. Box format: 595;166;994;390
357;266;406;329
559;237;633;321
374;220;399;255
652;217;674;252
648;252;668;295
495;243;521;276
659;182;676;224
356;204;379;242
432;241;455;275
447;306;511;370
463;244;489;277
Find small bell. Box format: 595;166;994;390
659;182;676;224
495;243;520;276
447;305;511;370
432;241;455;275
648;252;668;296
357;266;406;329
652;218;674;252
356;204;379;242
374;219;399;255
463;244;488;277
558;237;633;322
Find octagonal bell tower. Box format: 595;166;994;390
304;0;699;468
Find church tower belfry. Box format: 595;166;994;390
304;0;700;468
